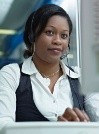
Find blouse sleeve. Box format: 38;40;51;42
0;63;20;124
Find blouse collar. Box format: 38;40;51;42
22;56;80;79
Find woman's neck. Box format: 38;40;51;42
32;55;60;77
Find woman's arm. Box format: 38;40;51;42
0;63;20;124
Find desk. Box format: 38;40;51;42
1;122;99;134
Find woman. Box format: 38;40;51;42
0;4;89;122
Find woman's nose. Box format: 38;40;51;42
52;35;62;45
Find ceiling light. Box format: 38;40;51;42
0;29;17;35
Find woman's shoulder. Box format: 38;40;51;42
0;63;21;92
0;63;20;72
0;63;21;82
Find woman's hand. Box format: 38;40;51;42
58;107;90;122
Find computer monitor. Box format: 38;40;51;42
79;0;99;94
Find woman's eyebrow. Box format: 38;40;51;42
45;26;69;32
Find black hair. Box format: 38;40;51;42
23;4;73;58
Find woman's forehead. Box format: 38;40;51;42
46;15;69;31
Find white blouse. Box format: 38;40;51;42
0;56;79;125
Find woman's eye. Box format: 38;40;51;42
61;34;69;39
45;30;54;36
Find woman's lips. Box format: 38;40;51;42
48;48;62;55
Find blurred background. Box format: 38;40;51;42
0;0;80;69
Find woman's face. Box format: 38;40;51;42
34;15;70;64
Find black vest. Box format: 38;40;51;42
16;65;84;122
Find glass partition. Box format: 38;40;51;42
0;0;80;68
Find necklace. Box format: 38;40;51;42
40;68;60;78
